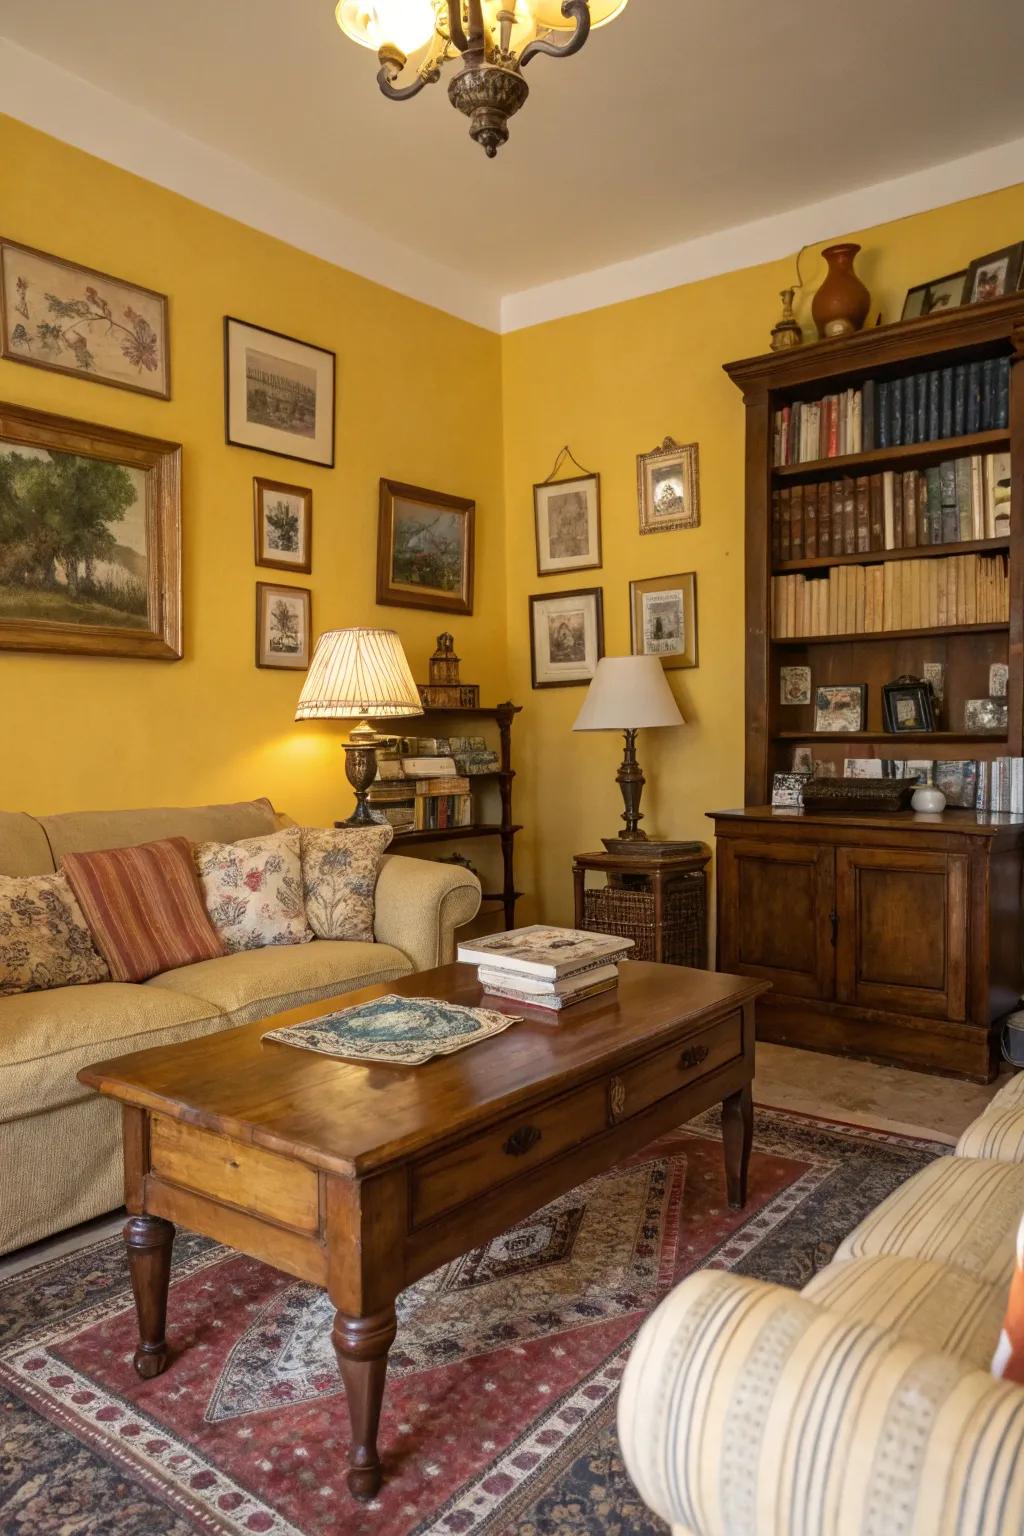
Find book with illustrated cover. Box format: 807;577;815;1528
478;962;620;997
478;976;619;1012
458;925;633;979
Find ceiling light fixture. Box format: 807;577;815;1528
335;0;628;158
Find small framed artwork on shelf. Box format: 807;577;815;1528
255;581;311;671
637;436;700;534
377;479;475;615
224;317;335;467
771;772;808;809
934;759;979;808
529;587;604;688
814;684;866;733
964;697;1008;733
533;473;602;576
990;662;1009;698
900;271;966;322
882;676;937;733
253;477;312;573
629;571;697;669
962;244;1024;306
780;665;811;705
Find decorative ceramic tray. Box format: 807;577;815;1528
262;994;520;1065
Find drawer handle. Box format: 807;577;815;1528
503;1125;542;1158
678;1043;710;1071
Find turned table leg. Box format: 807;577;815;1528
124;1214;175;1379
721;1083;753;1210
332;1305;398;1500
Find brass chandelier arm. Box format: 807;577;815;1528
519;0;591;67
376;45;442;100
444;0;470;53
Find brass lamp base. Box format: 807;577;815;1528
340;719;380;828
603;727;647;845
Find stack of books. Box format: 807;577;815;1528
771;551;1009;637
457;925;634;1012
367;752;473;831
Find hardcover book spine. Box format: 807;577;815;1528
790;483;804;560
926;466;943;544
843;476;856;555
981;358;995;431
891;471;903;549
855;476;871;553
966;362;982;434
902;470;918;547
826;397;839;458
996;357;1011;429
861;378;875;452
869;474;884;551
953;364;967;436
817;481;831;557
927;370;940;441
955;457;973;543
914;372;927;443
939;460;959;544
916;473;929;548
778;487;791;561
940;366;954;440
803;480;817;558
902;375;916;445
877;381;890;449
890;377;903;447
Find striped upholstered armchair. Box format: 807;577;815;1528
618;1073;1024;1536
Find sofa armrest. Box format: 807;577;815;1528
956;1103;1024;1163
618;1270;1024;1536
373;854;481;972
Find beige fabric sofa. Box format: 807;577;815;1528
618;1073;1024;1536
0;797;481;1255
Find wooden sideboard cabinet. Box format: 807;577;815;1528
710;806;1024;1081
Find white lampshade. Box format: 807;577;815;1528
295;628;424;721
572;655;684;732
335;0;436;53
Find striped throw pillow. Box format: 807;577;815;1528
992;1209;1024;1383
61;836;225;983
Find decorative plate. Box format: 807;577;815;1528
262;993;521;1065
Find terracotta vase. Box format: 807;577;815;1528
811;243;871;339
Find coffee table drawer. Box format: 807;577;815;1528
411;1078;609;1228
149;1115;320;1234
615;1012;742;1120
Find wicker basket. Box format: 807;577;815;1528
801;777;914;812
583;872;706;967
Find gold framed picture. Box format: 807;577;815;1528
637;436;700;534
255;581;311;671
533;472;602;576
377;478;475;615
253;477;312;573
629;571;698;670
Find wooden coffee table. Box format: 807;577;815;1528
79;960;767;1499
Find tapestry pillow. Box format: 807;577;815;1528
194;827;312;953
992;1209;1024;1383
61;836;225;984
0;872;110;996
301;825;394;942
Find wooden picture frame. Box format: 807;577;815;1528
253;477;312;573
533;473;602;576
962;244;1024;306
629;571;697;670
224;317;335;468
637;436;700;534
900;270;966;322
0;401;181;660
0;238;170;400
813;683;866;733
255;581;311;671
377;478;475;615
529;587;604;689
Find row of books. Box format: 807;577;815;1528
366;776;473;831
832;757;1024;814
772;358;1011;466
457;925;633;1012
771;453;1010;563
771;553;1009;638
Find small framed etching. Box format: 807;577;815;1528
529;587;604;689
256;582;311;671
254;477;312;573
882;675;936;733
636;437;700;534
990;662;1009;698
772;773;809;809
533;473;601;576
814;684;866;732
225;317;335;467
629;571;697;670
780;665;812;705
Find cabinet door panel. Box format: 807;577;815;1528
718;839;835;999
835;848;967;1020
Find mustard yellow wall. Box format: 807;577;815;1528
0;114;506;825
502;181;1024;927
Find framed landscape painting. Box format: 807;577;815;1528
0;238;170;399
253;477;312;573
255;582;311;670
629;571;698;670
377;478;475;615
224;317;335;468
0;401;181;659
533;473;602;576
529;587;604;688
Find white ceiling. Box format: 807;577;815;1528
3;0;1024;330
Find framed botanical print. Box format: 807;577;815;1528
0;400;181;659
629;571;697;669
637;436;700;534
253;477;312;573
0;239;170;399
533;473;602;576
255;582;311;670
377;479;475;615
529;587;604;689
224;317;335;467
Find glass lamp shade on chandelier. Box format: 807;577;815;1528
335;0;629;157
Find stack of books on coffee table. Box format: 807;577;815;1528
457;925;633;1012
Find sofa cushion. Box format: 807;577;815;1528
803;1255;1007;1372
40;797;280;862
957;1103;1024;1164
833;1155;1024;1285
301;825;393;942
0;982;224;1123
0;873;110;996
0;812;55;877
146;939;412;1025
195;828;312;953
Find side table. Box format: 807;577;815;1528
573;845;712;968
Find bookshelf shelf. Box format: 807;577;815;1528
772;621;1009;647
390;823;522;846
774;536;1009;575
773;731;1006;745
772;428;1008;481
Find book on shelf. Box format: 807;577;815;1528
414;793;472;830
771;551;1009;638
414;776;470;795
457;925;634;979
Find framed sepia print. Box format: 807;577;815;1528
0;239;170;399
224;317;335;468
900;270;966;321
253;476;312;573
629;571;697;670
814;683;866;733
962;244;1024;306
529;587;604;689
255;581;311;671
637;436;700;534
0;400;181;659
533;473;602;576
377;478;475;615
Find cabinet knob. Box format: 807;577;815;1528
503;1125;542;1157
679;1043;710;1070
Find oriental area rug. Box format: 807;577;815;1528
0;1107;944;1536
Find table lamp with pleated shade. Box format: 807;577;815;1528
296;627;423;825
573;655;684;846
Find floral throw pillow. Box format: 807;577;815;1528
194;828;312;954
301;825;394;943
0;872;110;996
